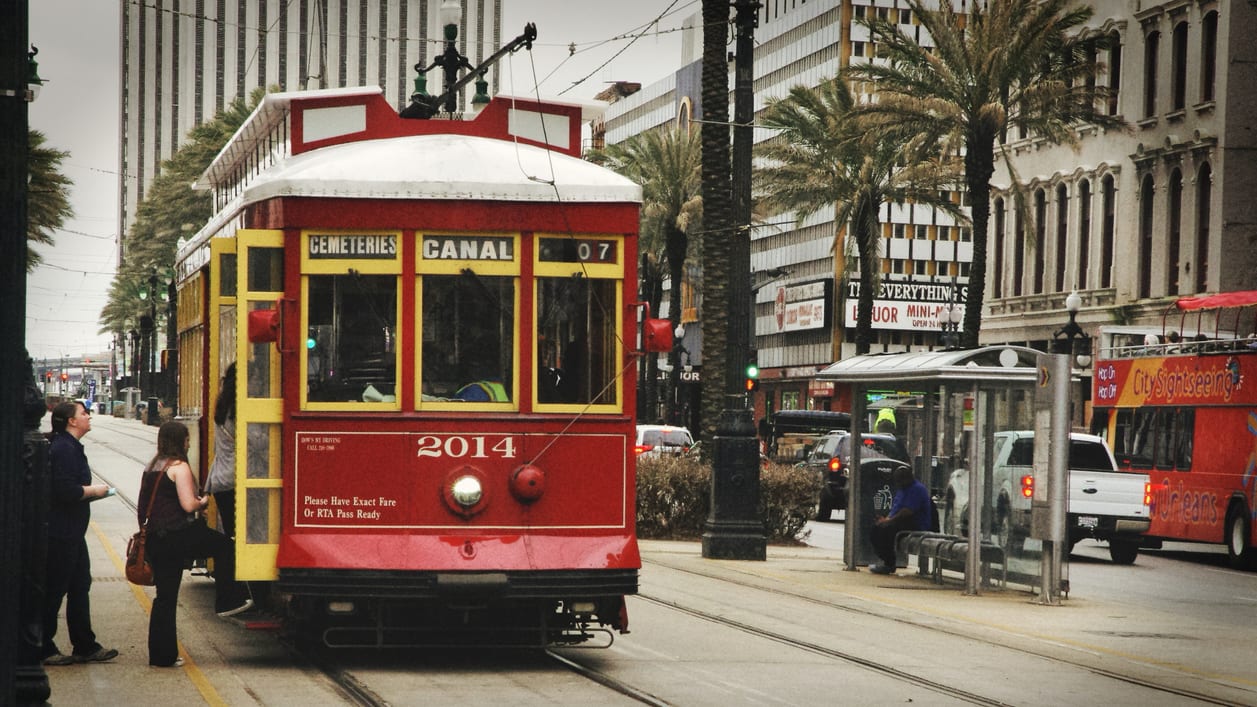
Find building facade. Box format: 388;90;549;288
604;0;1257;430
118;0;502;253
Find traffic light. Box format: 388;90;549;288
743;361;760;392
45;371;52;381
60;373;68;382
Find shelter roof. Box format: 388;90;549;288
817;346;1043;385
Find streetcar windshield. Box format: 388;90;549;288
536;276;617;406
306;274;398;403
421;272;515;401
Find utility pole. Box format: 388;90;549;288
701;0;765;561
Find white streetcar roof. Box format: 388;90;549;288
240;132;641;204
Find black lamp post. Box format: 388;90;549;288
938;300;964;349
1053;291;1090;361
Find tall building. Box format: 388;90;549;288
118;0;502;251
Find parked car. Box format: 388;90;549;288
801;431;910;521
635;424;694;458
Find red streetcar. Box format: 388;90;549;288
173;86;669;646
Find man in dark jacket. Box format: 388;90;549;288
40;401;118;665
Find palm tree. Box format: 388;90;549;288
590;126;702;423
697;0;736;443
847;0;1124;348
756;78;965;354
26;129;73;272
100;92;260;338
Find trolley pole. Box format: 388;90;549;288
702;0;765;560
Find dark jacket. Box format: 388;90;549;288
48;431;91;540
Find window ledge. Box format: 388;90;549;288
1136;116;1159;130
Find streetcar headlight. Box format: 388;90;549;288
451;475;483;507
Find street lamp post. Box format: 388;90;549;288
1052;291;1092;427
938;301;964;349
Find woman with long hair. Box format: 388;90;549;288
138;421;251;667
206;363;237;536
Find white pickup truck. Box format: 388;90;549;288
942;430;1151;564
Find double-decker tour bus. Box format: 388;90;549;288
171;85;672;646
1090;291;1257;569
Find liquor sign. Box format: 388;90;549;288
844;280;967;332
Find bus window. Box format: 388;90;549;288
1153;408;1174;470
306;274;397;403
1173;407;1194;470
421;271;514;401
536;276;617;405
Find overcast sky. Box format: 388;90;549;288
24;0;691;365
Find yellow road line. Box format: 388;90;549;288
91;522;229;706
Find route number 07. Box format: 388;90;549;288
415;435;517;459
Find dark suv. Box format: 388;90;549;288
802;431;911;521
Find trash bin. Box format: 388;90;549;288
856;457;913;566
147;396;160;426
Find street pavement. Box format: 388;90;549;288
26;413;1257;705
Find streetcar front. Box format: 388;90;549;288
175;88;661;646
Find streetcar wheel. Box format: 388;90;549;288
1225;507;1257;570
1108;540;1139;565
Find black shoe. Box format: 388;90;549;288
42;653;77;666
868;562;895;575
150;658;184;668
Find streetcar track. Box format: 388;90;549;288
644;559;1249;707
636;592;1012;706
546;649;673;706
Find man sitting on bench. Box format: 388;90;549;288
869;466;932;575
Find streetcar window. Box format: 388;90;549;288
306;274;398;403
420;271;514;402
536;276;617;405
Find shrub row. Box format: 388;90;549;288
636;454;818;544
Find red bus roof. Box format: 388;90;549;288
1174;290;1257;311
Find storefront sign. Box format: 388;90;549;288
844;280;967;332
773;280;831;333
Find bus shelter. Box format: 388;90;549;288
818;345;1068;596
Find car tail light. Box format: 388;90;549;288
1020;474;1034;498
635;444;653;456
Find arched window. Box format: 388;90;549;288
1139;174;1155;299
993;198;1006;299
1014;204;1025;297
1055;184;1069;292
1196;163;1212;292
1171;23;1188;112
1167;169;1182;295
1201;12;1218;103
1101;175;1115;289
1108;31;1123;115
1033;189;1047;294
1144;31;1160;118
1078;180;1092;290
